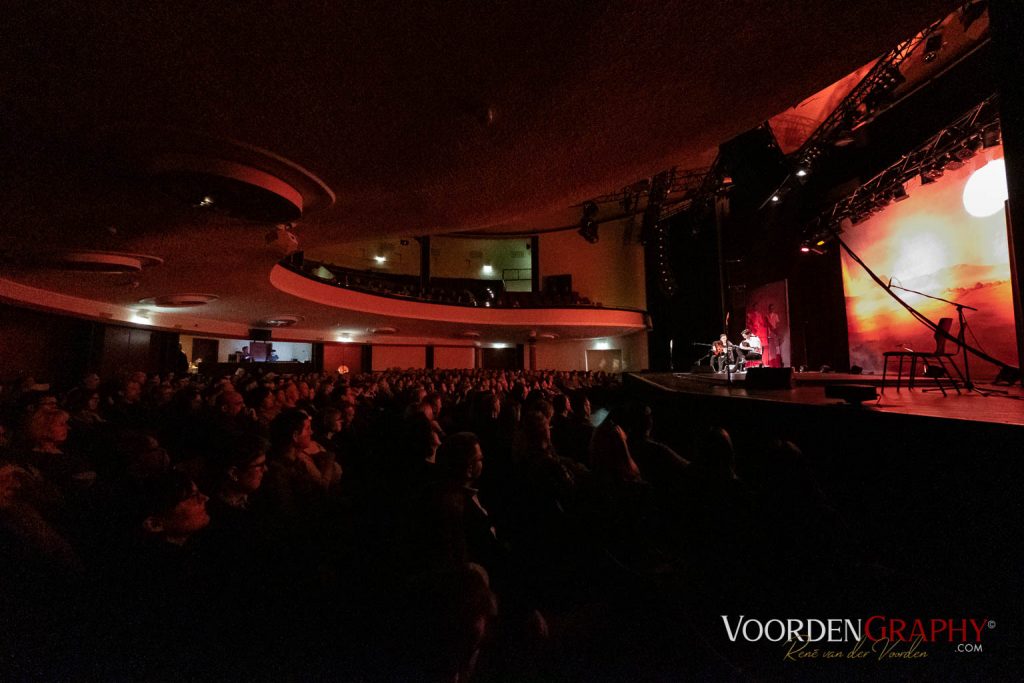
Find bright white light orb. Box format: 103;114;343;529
963;158;1008;218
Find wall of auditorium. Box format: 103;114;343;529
539;222;646;309
0;304;93;385
431;236;533;285
372;345;427;371
323;343;365;374
434;346;476;369
533;331;648;371
306;238;421;276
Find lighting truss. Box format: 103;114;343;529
802;94;999;247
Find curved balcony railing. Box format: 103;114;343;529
283;256;641;312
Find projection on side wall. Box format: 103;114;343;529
841;148;1014;378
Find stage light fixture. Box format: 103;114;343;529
956;137;982;160
921;164;944;183
577;201;600;243
982;127;1001;149
923;33;943;62
943;154;964;171
892;184;909;201
795;168;808;177
800;245;811;253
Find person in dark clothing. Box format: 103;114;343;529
175;344;190;378
552;391;595;464
102;470;213;678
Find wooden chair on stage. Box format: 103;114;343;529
881;317;963;395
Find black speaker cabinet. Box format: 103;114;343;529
745;367;793;389
248;328;272;342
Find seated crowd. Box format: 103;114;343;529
0;366;859;680
298;259;598;308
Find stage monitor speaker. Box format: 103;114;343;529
745;366;793;389
248;328;272;342
824;384;878;404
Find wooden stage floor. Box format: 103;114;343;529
630;371;1024;428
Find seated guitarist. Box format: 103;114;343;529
738;328;763;363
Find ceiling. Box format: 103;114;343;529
0;0;954;341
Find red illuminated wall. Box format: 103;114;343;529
323;343;365;375
841;148;1014;378
372;345;426;371
434;346;475;369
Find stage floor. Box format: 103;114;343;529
630;371;1024;428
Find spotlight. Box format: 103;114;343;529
892;184;909;202
771;194;780;203
795;168;808;177
374;255;387;263
482;264;493;275
956;137;982;160
921;164;943;183
982;127;1001;149
943;154;964;171
800;245;811;253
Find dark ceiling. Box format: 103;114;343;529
0;0;955;335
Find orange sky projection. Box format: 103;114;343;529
841;148;1015;378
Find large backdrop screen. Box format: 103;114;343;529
840;148;1014;378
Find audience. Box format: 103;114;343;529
0;364;850;680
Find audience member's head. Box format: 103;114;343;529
216;389;246;417
590;420;642;483
569;391;591;420
26;408;70;452
269;409;312;459
437;432;484;485
405;413;442;464
139;470;210;544
214;433;269;495
694;426;738;481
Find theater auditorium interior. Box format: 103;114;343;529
1;1;1022;679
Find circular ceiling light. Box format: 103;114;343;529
102;128;335;222
55;251;162;274
150;158;304;223
138;293;219;308
259;315;303;327
963;158;1008;218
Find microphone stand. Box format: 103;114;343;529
889;284;998;394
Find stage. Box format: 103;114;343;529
629;370;1024;428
